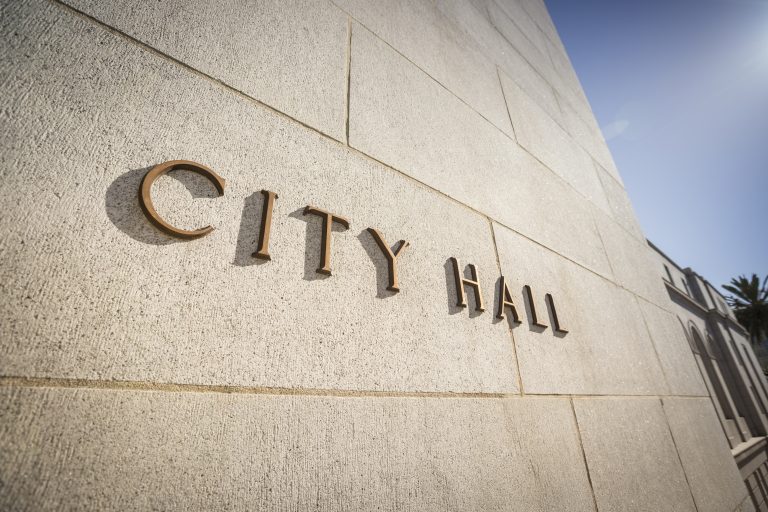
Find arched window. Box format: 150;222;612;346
689;324;735;421
677;317;698;354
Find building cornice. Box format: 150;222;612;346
665;281;749;337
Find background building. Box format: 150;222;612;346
651;241;768;510
0;0;761;510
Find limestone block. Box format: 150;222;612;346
637;298;707;396
471;0;590;126
594;211;672;307
596;163;644;240
498;71;610;212
0;0;517;393
493;224;667;395
63;0;349;141
548;70;613;128
484;0;553;83
488;0;550;59
559;98;620;183
662;398;749;512
334;0;513;135
542;31;583;94
574;398;698;512
349;24;612;278
0;387;598;511
515;0;561;49
437;0;563;123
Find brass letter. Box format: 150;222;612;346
450;257;485;312
253;189;278;260
366;228;409;292
545;293;568;334
303;205;350;275
496;276;521;322
139;160;225;239
523;285;546;328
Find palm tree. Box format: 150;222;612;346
723;274;768;345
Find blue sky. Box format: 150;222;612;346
546;0;768;295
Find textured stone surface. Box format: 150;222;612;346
63;0;349;141
484;0;553;84
334;0;513;135
437;0;563;123
469;0;593;130
0;387;598;512
597;163;643;239
543;31;584;96
574;398;697;512
517;0;562;51
0;1;517;393
559;98;620;184
662;398;748;512
0;0;749;509
595;210;672;307
349;24;612;278
493;224;666;395
637;299;707;396
498;70;610;212
490;0;550;58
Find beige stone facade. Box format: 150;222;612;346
0;0;756;510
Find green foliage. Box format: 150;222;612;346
723;274;768;345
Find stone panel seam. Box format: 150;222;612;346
569;398;600;512
349;143;630;300
591;190;647;246
592;151;627;191
589;204;618;282
519;0;565;57
54;0;619;250
496;66;518;141
548;77;568;119
48;0;659;306
514;85;615;196
482;0;576;112
545;44;590;108
541;29;562;75
640;287;692;320
334;0;620;212
488;219;524;395
659;397;703;512
338;13;514;136
634;293;720;377
344;14;352;146
490;0;556;70
551;91;614;180
0;376;712;399
48;0;346;139
634;294;675;395
592;161;639;231
548;68;601;133
478;0;600;141
487;0;548;70
496;67;620;213
468;0;567;117
591;206;677;323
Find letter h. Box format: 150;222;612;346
450;257;485;312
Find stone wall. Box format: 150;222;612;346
0;0;751;510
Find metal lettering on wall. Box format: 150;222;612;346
139;160;568;334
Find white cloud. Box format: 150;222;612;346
602;119;630;140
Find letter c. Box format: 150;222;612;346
138;160;225;239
